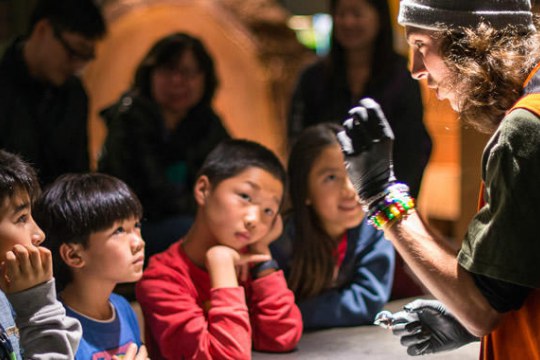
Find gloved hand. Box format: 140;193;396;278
383;299;480;356
337;98;396;207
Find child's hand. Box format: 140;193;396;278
206;245;271;288
112;343;149;360
0;245;53;294
248;214;283;256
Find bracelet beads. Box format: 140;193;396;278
367;183;415;230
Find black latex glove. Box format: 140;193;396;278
337;98;396;207
389;299;480;356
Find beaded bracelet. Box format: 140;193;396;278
367;183;416;230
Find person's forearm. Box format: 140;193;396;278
385;212;501;336
250;271;302;352
206;248;239;288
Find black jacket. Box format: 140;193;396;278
0;38;90;185
98;92;230;221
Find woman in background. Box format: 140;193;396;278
271;123;395;329
288;0;431;298
289;0;431;200
99;32;230;259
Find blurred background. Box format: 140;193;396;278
0;0;491;245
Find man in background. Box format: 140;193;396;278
0;0;106;185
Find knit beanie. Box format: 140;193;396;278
398;0;535;32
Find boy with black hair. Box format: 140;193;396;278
136;139;303;359
0;149;81;359
34;173;148;359
0;0;107;185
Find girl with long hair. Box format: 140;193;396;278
271;123;394;329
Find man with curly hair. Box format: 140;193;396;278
338;1;540;358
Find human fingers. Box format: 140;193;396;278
136;344;149;360
251;215;283;253
113;343;137;360
11;245;30;276
1;253;18;285
237;253;271;266
38;247;53;279
27;245;42;272
265;214;283;244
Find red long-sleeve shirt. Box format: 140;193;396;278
135;241;303;359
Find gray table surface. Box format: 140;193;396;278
252;325;479;359
253;298;480;359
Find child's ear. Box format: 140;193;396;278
59;243;85;269
194;175;211;205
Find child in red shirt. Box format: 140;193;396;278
136;139;303;359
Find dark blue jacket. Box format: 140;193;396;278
271;217;395;329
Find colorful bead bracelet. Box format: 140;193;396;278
367;183;416;230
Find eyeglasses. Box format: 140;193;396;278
52;26;95;62
156;64;203;80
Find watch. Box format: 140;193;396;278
250;259;279;278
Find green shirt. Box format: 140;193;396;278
458;109;540;288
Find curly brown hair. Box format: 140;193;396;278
436;17;540;134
